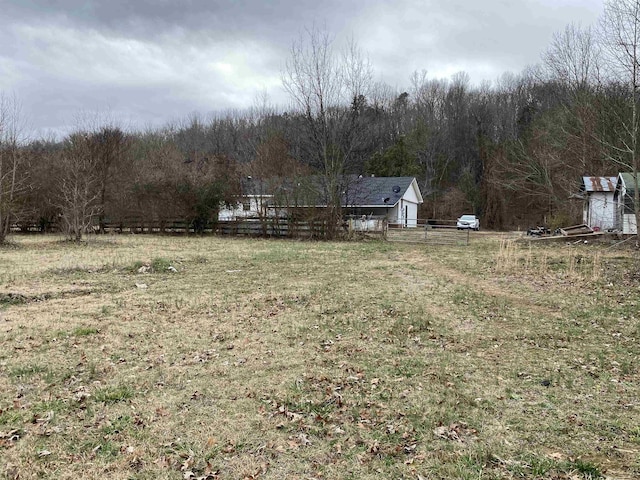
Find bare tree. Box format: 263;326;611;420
600;0;640;239
543;23;601;93
91;126;130;231
55;133;101;241
282;26;372;237
539;23;605;176
0;93;27;243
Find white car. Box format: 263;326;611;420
457;214;479;231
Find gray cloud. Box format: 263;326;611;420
1;0;604;137
355;0;603;85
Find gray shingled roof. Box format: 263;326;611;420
240;177;274;196
343;176;416;206
238;175;420;207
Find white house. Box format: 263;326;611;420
218;178;278;221
579;176;617;231
342;176;424;227
615;172;640;234
218;175;424;227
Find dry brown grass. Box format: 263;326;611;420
0;233;639;479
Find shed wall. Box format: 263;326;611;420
585;192;616;230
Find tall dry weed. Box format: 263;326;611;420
496;238;603;283
496;238;518;273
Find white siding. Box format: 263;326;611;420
392;180;422;227
218;195;273;221
388;200;420;227
402;181;421;204
623;214;638;234
405;202;418;227
586;192;616;230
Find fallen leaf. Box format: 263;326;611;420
155;456;171;469
155;407;170;417
206;437;217;448
181;452;195;471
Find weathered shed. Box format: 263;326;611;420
579;176;617;231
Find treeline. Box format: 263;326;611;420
2;4;640;241
0;74;626;234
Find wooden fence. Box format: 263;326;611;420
99;217;342;239
10;216;471;244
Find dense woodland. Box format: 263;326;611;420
2;2;640;241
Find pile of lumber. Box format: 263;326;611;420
558;224;593;236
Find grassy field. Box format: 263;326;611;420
0;233;638;479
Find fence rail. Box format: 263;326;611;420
10;216;472;244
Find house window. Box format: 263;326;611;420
242;199;251;211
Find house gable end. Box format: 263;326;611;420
402;178;423;204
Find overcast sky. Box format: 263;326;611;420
2;0;604;139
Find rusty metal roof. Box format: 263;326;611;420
581;176;617;192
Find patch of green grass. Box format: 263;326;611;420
280;396;337;418
128;260;146;272
93;385;134;404
32;399;68;414
127;256;174;273
151;257;172;271
94;440;120;458
0;409;26;426
629;426;640;444
506;454;604;479
393;357;428;378
72;326;99;336
568;459;604;478
0;292;27;305
9;364;48;378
